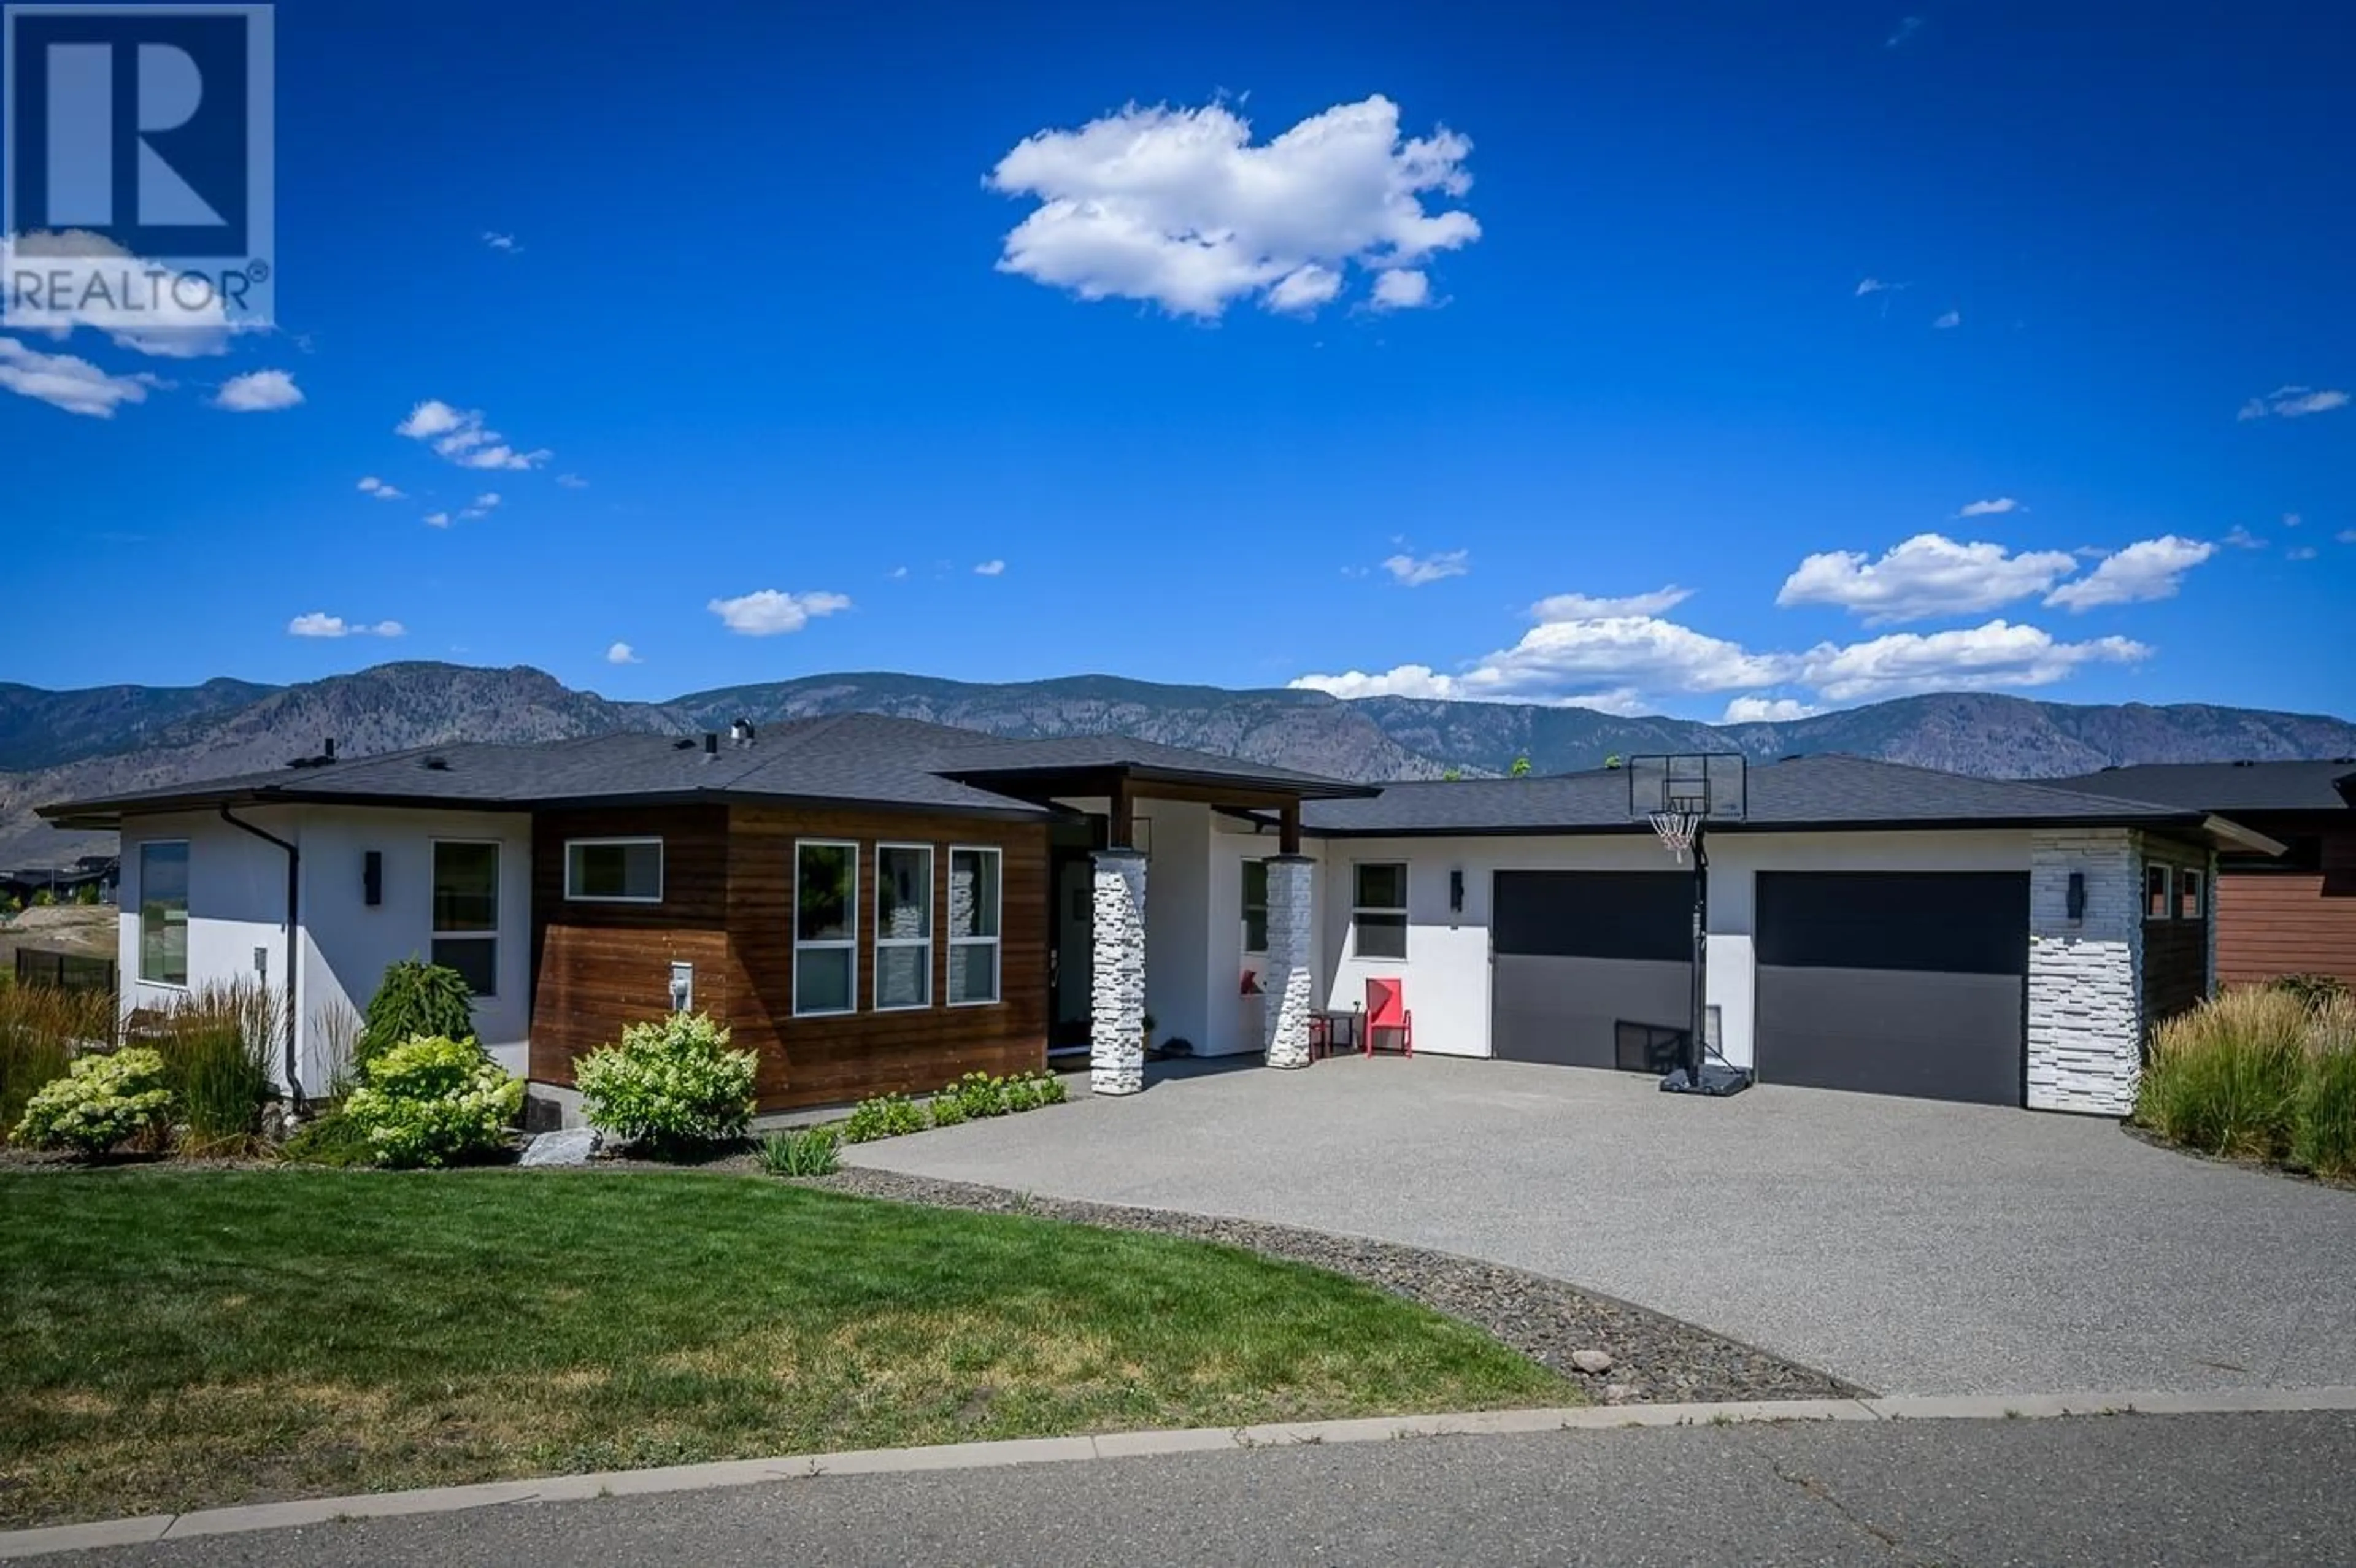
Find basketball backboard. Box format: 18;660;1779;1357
1625;753;1748;822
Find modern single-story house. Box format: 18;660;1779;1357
2049;760;2356;988
36;718;2281;1121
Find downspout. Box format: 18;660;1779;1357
219;805;303;1104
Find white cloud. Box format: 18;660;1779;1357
706;589;852;636
1855;277;1901;296
212;369;304;412
555;473;588;489
2339;529;2356;545
2284;512;2302;528
973;559;1007;577
2287;545;2319;562
2222;525;2264;550
2238;385;2349;421
1528;586;1693;620
1932;309;1961;329
482;231;521;253
605;640;641;664
1886;15;1925;47
1777;534;2078;624
1370;269;1431;310
2043;535;2215;610
1382;548;1469;586
456;491;501;521
0;335;160;417
394;398;551;470
356;475;405;500
1957;497;2020;517
1798;621;2147;701
1722;696;1821;723
1291;663;1463;701
987;95;1479;318
422;511;450;528
287;612;404;639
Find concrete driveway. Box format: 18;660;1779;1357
847;1056;2356;1398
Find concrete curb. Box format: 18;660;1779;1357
7;1386;2356;1559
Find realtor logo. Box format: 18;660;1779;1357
4;2;274;332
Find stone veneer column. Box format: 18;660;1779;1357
1090;849;1148;1096
2027;826;2144;1115
1261;855;1316;1069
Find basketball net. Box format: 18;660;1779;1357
1649;810;1701;864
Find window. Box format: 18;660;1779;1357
1242;859;1270;955
2144;864;2172;921
2178;867;2206;920
137;840;188;986
795;841;858;1016
431;840;500;996
948;846;1001;1005
565;838;663;902
875;844;933;1010
1353;862;1407;960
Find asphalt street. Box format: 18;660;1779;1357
32;1411;2356;1566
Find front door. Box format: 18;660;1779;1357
1049;848;1095;1050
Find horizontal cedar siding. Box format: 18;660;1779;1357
726;805;1049;1110
2217;856;2356;986
529;805;730;1085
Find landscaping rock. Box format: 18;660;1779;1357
520;1128;602;1167
1571;1348;1615;1375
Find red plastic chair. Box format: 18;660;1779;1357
1364;977;1413;1057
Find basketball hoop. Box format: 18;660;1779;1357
1649;810;1701;864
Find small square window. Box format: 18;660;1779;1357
2177;868;2206;920
1353;862;1408;961
2145;864;2171;921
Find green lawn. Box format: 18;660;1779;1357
0;1169;1572;1527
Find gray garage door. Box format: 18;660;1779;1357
1492;871;1693;1070
1754;871;2028;1105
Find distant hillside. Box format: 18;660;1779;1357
2;663;2351;866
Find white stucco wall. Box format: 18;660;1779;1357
115;805;533;1092
1314;828;2036;1068
1213;815;1324;1057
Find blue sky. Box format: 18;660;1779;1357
4;0;2350;722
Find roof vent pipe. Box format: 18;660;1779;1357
729;718;756;745
703;732;720;758
323;737;336;761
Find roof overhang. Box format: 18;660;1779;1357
2195;813;2287;858
936;761;1377;810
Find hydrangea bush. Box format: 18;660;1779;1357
13;1048;175;1158
344;1035;520;1169
574;1012;757;1152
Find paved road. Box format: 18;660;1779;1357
34;1412;2356;1566
849;1056;2356;1397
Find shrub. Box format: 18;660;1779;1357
278;1108;379;1167
2292;997;2356;1180
842;1091;926;1143
14;1048;175;1158
2136;987;2309;1161
1005;1069;1068;1110
2271;974;2352;1013
942;1071;1015;1121
573;1011;757;1153
344;1035;520;1169
0;984;113;1143
926;1093;968;1129
758;1125;841;1177
356;959;478;1071
139;980;279;1154
310;997;365;1100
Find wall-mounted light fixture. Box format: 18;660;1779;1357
1449;868;1465;915
363;851;383;907
2066;870;2087;922
669;961;695;1013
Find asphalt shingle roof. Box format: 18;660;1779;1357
1300;753;2220;836
2042;761;2356;814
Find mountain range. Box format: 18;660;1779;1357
3;663;2352;866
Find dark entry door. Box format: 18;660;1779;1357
1491;871;1692;1069
1754;870;2028;1105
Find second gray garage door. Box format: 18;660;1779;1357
1754;870;2028;1105
1492;870;1693;1070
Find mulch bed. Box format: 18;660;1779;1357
807;1166;1866;1407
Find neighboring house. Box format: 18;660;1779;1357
2049;761;2356;988
38;723;2278;1121
1;854;118;906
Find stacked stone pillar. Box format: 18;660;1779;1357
1090;849;1148;1096
1261;855;1315;1069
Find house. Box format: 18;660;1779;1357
1;853;118;906
2048;761;2356;988
36;722;2279;1121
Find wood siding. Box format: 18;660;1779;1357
528;802;1048;1111
2217;827;2356;984
2142;917;2208;1026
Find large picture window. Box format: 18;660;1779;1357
1242;859;1270;955
795;840;858;1016
431;840;501;996
948;846;1001;1005
875;843;934;1010
137;840;189;986
565;838;663;902
1353;862;1407;960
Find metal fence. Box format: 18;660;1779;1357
12;948;118;994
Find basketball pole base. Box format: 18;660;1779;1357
1660;1064;1754;1097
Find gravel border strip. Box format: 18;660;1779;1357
809;1167;1865;1406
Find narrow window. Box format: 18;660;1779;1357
431;840;501;996
2144;864;2171;921
795;840;858;1016
875;844;934;1010
137;840;189;986
1353;862;1408;960
948;846;1002;1005
564;838;663;902
2178;867;2205;920
1242;858;1270;955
